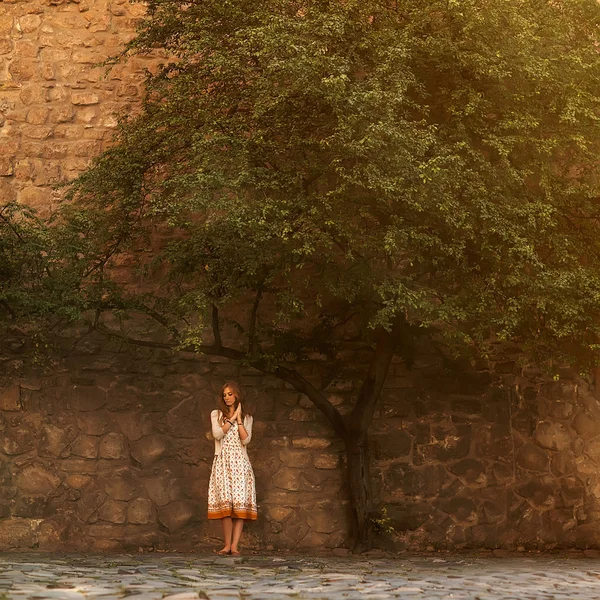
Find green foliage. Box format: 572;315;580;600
370;506;395;535
58;0;600;370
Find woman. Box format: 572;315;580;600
208;381;257;555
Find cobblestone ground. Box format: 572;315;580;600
0;552;600;599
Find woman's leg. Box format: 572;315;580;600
219;516;233;553
231;518;244;553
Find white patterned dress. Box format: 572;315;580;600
207;419;257;520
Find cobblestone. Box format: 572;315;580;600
0;553;599;599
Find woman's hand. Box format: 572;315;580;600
234;403;242;423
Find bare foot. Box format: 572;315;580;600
230;549;240;556
214;547;231;555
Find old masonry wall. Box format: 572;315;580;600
2;0;600;552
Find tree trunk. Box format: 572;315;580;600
345;430;374;552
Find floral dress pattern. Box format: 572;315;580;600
207;419;257;520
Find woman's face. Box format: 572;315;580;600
223;387;237;408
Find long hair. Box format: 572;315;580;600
217;381;245;424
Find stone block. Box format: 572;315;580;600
517;479;555;509
166;397;204;439
313;453;339;469
116;411;153;441
71;386;106;411
143;476;180;507
291;437;332;450
306;509;337;534
99;432;128;459
76;412;112;436
61;458;97;475
103;469;137;501
8;59;37;82
0;37;13;55
127;497;155;525
0;157;14;176
0;385;20;411
572;409;600;439
534;421;572;451
71;92;100;106
18;14;41;33
131;435;169;467
516;443;550;472
78;487;106;522
158;500;194;532
278;448;311;469
267;506;293;522
65;474;91;490
371;429;412;459
99;499;127;524
41;423;78;457
448;459;486;486
439;496;477;524
14;463;61;496
1;425;35;455
26;106;49;125
273;467;302;492
12;496;49;518
0;519;38;550
71;435;99;459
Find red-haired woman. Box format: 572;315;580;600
208;381;257;555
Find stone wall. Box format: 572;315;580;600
0;0;152;215
2;329;600;552
4;1;600;553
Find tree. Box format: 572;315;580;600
58;0;600;550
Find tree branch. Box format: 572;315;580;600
212;304;222;348
349;315;405;434
248;286;263;355
0;299;16;319
92;321;348;437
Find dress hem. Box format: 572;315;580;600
208;509;258;520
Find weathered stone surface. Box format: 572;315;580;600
534;421;572;451
41;423;78;457
65;474;91;490
572;410;600;439
99;432;128;459
71;435;99;459
371;429;412;459
98;499;127;524
267;506;293;522
0;384;21;411
313;453;339;469
0;518;38;550
517;479;555;509
440;497;477;524
279;448;311;469
517;443;550;472
14;464;60;496
127;497;155;525
103;469;137;501
71;386;106;412
116;411;153;441
143;476;180;507
166;397;204;439
547;401;573;420
76;412;113;435
0;424;35;455
274;467;302;491
158;500;194;532
78;487;106;523
291;437;332;450
131;435;169;467
449;459;486;486
306;509;337;534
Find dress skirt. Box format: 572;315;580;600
207;421;258;520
